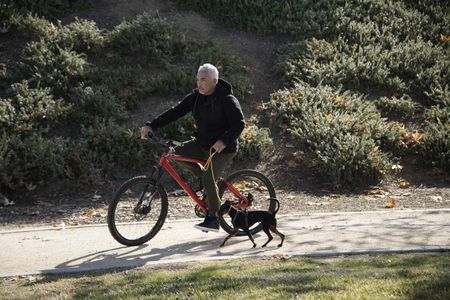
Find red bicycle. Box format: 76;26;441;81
107;135;277;246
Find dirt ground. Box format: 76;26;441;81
1;0;449;229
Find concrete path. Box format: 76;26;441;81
1;209;449;277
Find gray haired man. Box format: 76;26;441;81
141;63;245;232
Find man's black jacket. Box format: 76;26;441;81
147;79;245;153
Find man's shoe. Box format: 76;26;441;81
194;216;219;232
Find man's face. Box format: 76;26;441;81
196;71;218;95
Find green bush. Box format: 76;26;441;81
108;12;187;62
70;84;125;123
375;94;418;118
9;14;58;37
267;82;401;183
83;67;153;110
237;125;273;161
0;81;71;132
277;37;449;102
0;131;71;190
21;38;86;95
81;120;158;172
53;18;105;53
175;0;340;36
420;104;450;173
176;0;450;40
420;121;450;173
0;0;89;22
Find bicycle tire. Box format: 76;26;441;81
108;175;168;246
218;169;277;236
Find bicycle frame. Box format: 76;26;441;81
158;152;251;212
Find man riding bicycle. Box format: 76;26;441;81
140;63;245;232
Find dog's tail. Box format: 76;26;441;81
272;198;281;215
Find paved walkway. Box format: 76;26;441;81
1;209;449;277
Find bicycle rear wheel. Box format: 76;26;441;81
108;176;168;246
218;169;277;236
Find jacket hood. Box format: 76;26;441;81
216;78;233;95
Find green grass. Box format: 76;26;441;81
1;253;449;299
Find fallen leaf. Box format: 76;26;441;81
385;197;396;208
271;253;290;260
287;160;298;168
307;202;328;206
241;65;252;74
257;185;268;192
365;188;386;195
399;180;410;189
234;182;246;190
82;208;107;218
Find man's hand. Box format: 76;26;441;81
140;125;153;139
212;140;226;153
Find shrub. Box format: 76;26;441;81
0;81;70;131
419;104;450;173
70;84;125;124
81;120;159;172
108;12;187;62
267;82;401;183
277;37;449;103
21;38;86;95
375;94;419;118
175;0;340;36
0;0;89;22
53;18;105;53
9;14;57;37
420;121;450;173
0;131;71;190
149;65;196;96
176;0;449;40
83;67;152;110
237;125;273;161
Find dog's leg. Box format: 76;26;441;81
220;228;239;247
261;226;273;248
243;228;257;248
270;226;285;247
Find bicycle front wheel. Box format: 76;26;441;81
218;169;277;236
108;176;168;246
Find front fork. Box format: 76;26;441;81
135;165;164;214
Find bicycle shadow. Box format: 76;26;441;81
46;234;271;275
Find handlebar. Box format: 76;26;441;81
147;130;180;148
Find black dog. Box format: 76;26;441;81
218;200;285;248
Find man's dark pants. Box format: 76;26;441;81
174;139;235;217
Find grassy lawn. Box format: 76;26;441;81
1;253;449;299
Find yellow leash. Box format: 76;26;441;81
200;147;220;205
